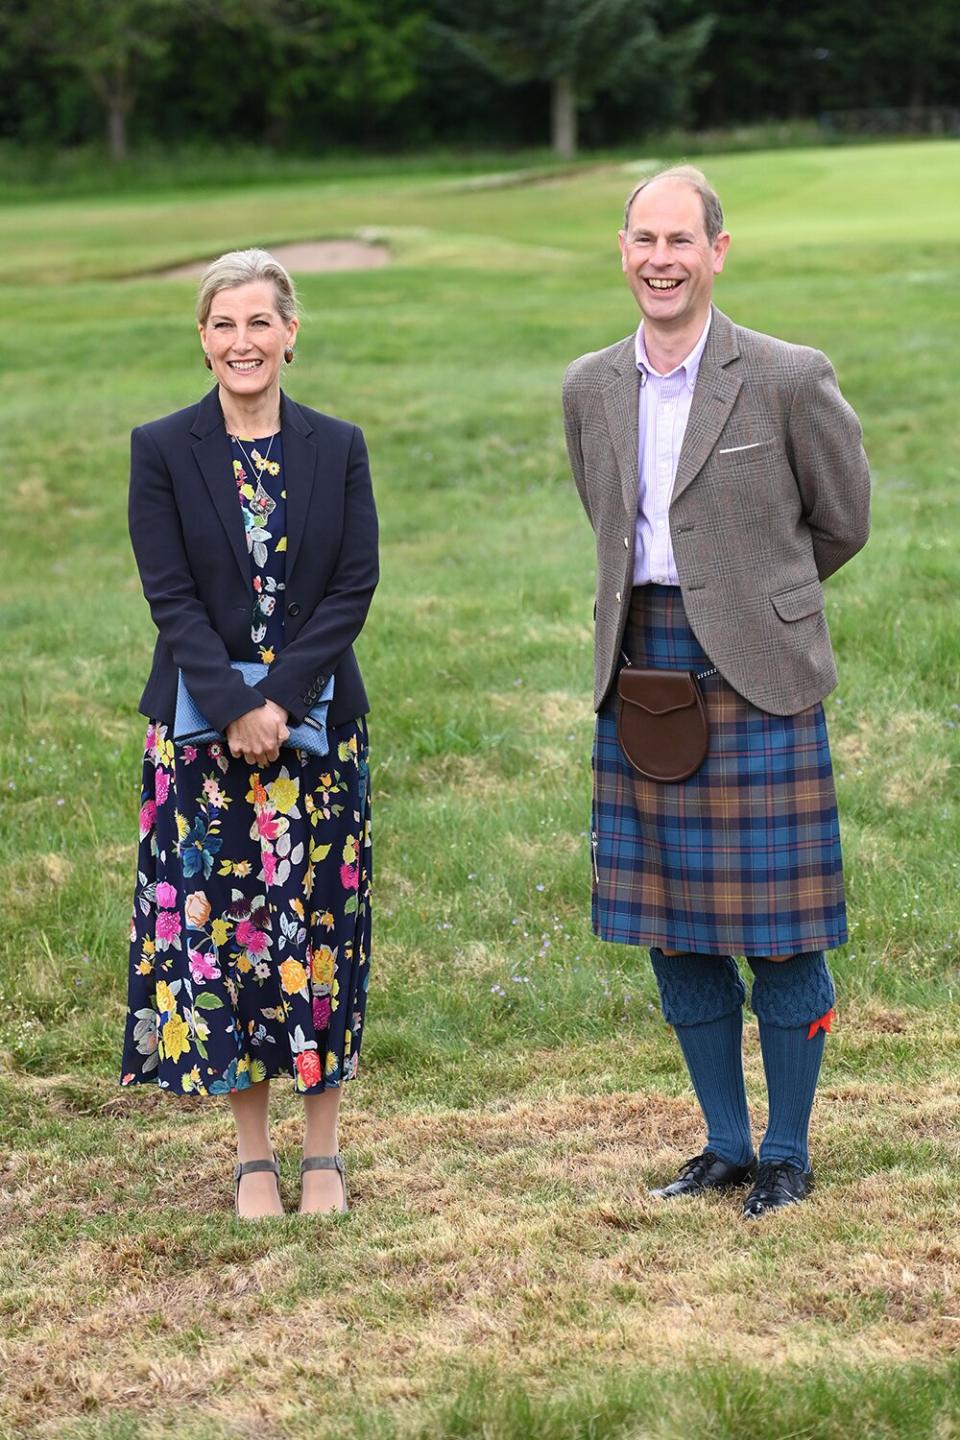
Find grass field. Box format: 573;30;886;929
1;139;959;1439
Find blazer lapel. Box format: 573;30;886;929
190;386;250;587
279;392;318;581
603;337;641;518
672;308;743;504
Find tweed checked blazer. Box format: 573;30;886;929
563;307;870;716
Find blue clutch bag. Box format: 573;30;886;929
174;661;334;758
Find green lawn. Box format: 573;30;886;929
1;140;959;1440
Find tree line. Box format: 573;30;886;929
2;0;957;160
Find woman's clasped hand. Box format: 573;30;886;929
226;698;290;767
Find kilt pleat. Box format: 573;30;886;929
592;586;847;956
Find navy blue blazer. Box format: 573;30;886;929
129;386;378;734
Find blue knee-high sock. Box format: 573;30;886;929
673;1009;755;1167
649;949;754;1168
756;1022;825;1171
748;951;836;1173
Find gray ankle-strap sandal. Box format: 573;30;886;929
233;1154;282;1217
299;1154;349;1213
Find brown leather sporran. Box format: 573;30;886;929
616;662;715;783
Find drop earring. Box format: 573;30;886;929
284;347;295;364
203;353;213;370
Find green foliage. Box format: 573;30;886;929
1;0;430;156
699;0;960;126
436;0;712;121
214;0;427;140
2;0;959;154
438;0;655;89
6;0;189;156
434;0;713;153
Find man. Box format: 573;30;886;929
562;166;870;1218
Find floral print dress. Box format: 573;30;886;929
121;433;372;1096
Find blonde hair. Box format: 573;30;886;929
623;165;724;244
196;248;300;326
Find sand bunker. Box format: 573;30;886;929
160;239;390;279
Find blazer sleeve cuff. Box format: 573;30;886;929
256;674;311;727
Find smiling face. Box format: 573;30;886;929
198;280;299;411
618;177;729;335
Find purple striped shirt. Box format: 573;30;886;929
632;313;712;586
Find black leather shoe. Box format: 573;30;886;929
650;1149;757;1199
741;1160;814;1219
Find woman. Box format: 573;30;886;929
120;248;378;1219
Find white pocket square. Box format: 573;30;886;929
718;440;771;455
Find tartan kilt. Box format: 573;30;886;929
592;585;847;957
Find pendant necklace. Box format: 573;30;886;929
230;428;278;520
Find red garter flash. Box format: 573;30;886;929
807;1007;835;1040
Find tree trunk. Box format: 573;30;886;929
107;100;128;161
551;74;577;158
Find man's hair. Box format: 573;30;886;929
196;247;300;326
622;165;724;244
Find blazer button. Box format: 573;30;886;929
288;603;301;617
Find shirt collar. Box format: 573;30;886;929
634;309;712;392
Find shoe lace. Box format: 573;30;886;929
677;1151;715;1182
750;1160;798;1200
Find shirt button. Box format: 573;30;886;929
287;603;301;617
623;536;629;548
615;591;622;603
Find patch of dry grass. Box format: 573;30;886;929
2;1013;959;1439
